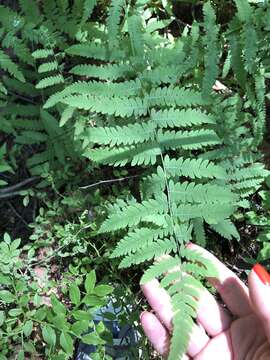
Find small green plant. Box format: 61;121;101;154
0;232;113;360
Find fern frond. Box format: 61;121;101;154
27;150;51;167
107;0;125;49
157;129;220;150
242;24;258;74
192;218;206;246
0;50;25;82
38;61;58;73
70;63;134;80
176;203;235;224
168;181;237;205
0;82;7;95
164;155;226;179
16;131;48;144
228;31;246;89
228;163;269;181
234;0;253;22
36;75;64;89
127;14;144;58
86;128;220;166
147;86;205;107
140;257;180;284
151;108;216;128
3;77;38;96
32;49;54;59
0;5;22;29
3;104;39;117
232;178;265;191
60;106;75;127
211;219;240;241
65;43;125;61
253;69;266;147
61;94;147;117
84;144;161;166
98;196;168;233
202;2;219;98
140;65;186;85
10;119;43;131
80;0;97;26
140;169;166;198
119;239;176;268
44;79;142;108
2;34;33;65
88;122;156;146
19;0;40;20
111;228;161;258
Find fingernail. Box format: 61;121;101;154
253;263;270;285
140;311;147;322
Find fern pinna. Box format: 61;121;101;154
42;0;270;358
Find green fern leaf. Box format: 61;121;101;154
16;131;48;144
140;65;186;85
169;181;237;205
157;129;220;150
192;218;206;246
60;106;75;127
111;228;161;258
119;239;176;268
36;75;64;89
0;82;7;95
98;196;168;233
147;86;205;107
228;32;247;89
127;14;144;58
38;61;58;73
44;79;142;108
164;155;226;179
211;219;240;241
65;43;125;61
32;49;54;59
202;2;219;98
81;0;97;26
0;50;25;82
61;94;147;117
107;0;125;49
151;108;216;128
140;257;180;284
234;0;253;22
176;203;235;224
88;122;156;146
70;63;134;80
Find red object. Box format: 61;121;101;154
253;263;270;285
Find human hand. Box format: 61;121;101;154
140;243;270;359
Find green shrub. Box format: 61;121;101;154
0;232;113;359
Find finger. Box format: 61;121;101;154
141;279;210;357
249;264;270;342
194;330;233;360
187;243;252;316
196;287;232;336
140;311;170;357
141;312;190;360
141;279;173;331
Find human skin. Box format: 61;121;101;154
140;243;270;359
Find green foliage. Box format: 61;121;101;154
0;230;113;359
1;0;270;358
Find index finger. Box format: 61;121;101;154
187;243;252;317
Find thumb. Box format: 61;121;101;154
249;264;270;341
